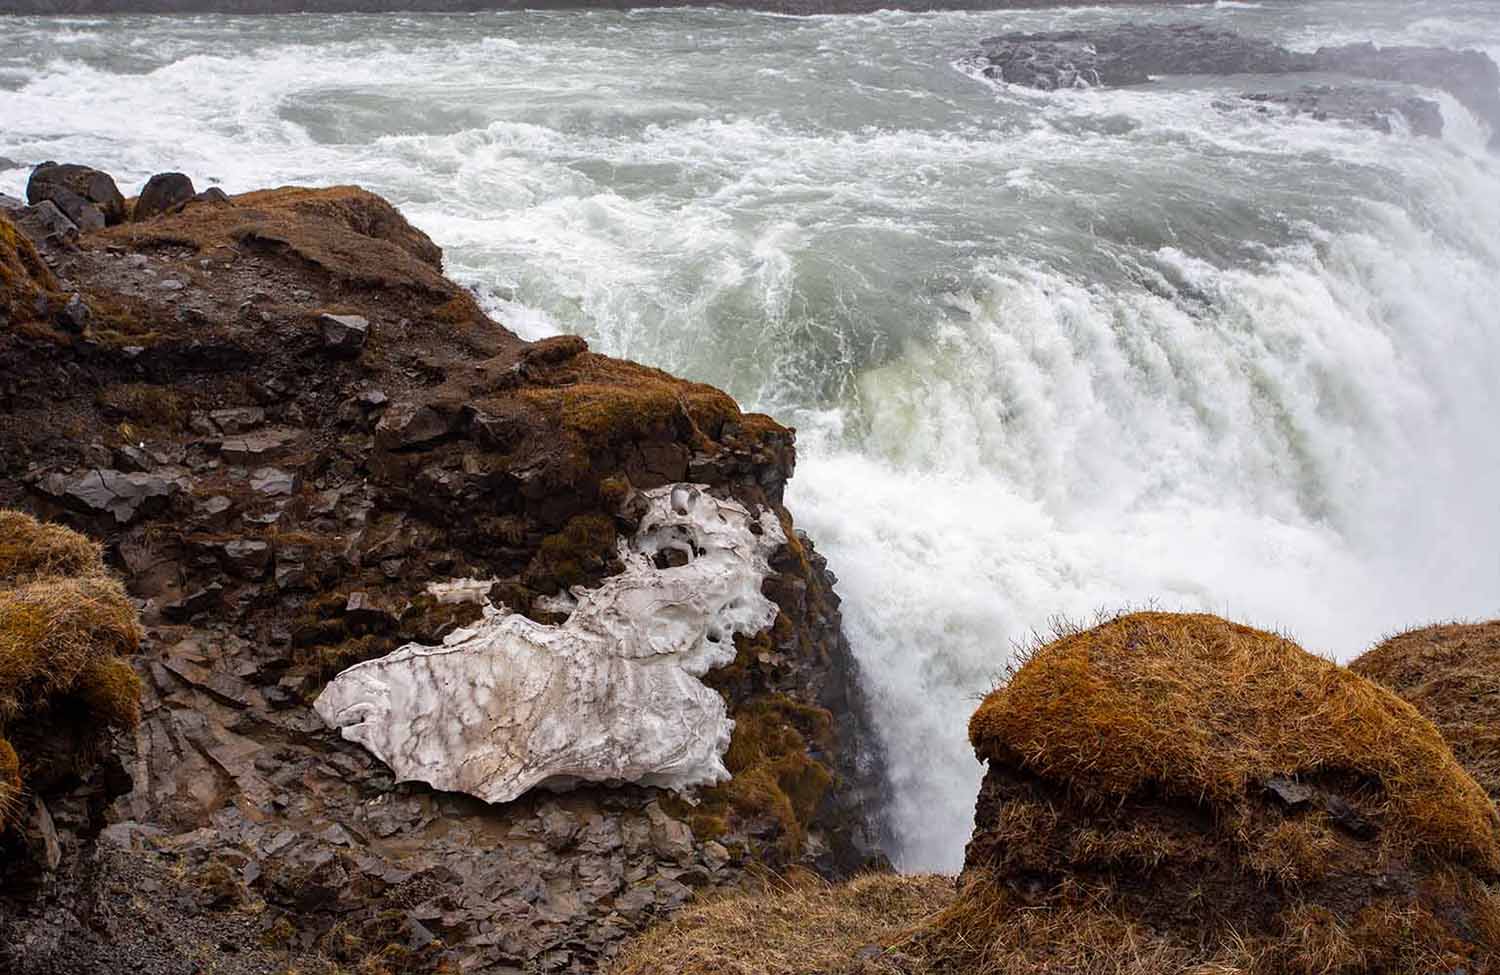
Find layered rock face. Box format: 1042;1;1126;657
965;25;1500;144
0;167;885;974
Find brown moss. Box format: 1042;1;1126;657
523;513;619;594
0;736;20;830
0;510;104;586
932;611;1500;975
0;574;143;722
96;382;187;429
0;213;61;332
97;186;452;297
517;353;744;448
0;511;143;837
969;611;1499;868
1352;620;1500;800
668;694;836;859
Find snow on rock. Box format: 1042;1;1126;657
313;484;786;803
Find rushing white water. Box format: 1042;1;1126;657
3;1;1499;871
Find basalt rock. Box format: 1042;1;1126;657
27;161;127;227
966;25;1500;144
0;165;886;975
132;172;197;222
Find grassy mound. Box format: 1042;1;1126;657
946;611;1500;974
1353;620;1500;800
611;612;1500;975
0;213;61;335
0;510;143;832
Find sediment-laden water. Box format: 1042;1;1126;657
4;0;1498;871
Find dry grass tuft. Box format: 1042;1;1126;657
516;354;742;448
0;213;62;332
1352;619;1500;800
0;509;104;586
0;510;143;831
610;871;955;975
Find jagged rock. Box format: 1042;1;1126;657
43;468;178;524
1229;86;1444;136
319;313;369;356
132;172;196;222
163;584;223;621
315;486;786;802
209;406;266;433
249;466;298;497
112;444;152;472
59;293;89;332
966;25;1500;144
27;161;126;227
219;429;299;463
222;539;272;579
374;401;452;451
18;199;81;245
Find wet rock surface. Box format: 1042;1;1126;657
966;24;1500;143
0;164;888;974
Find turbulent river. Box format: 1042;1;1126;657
4;0;1499;872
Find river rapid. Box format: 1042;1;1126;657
3;0;1498;871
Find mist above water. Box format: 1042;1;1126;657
3;0;1499;871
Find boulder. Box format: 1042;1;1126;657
45;468;178;524
933;612;1500;973
374;401;452;451
26;162;127;227
132;172;196;221
319;312;369;356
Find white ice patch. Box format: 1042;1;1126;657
314;485;785;803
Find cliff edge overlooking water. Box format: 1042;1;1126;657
0;163;886;974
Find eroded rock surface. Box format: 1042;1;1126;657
317;485;786;802
0;166;887;975
965;25;1500;143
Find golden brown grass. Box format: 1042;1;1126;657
0;510;143;831
1352;620;1500;800
516;353;743;448
610;871;955;975
970;611;1500;868
1;213;61;332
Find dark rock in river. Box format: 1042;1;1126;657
968;25;1500;145
971;25;1309;89
1225;85;1445;137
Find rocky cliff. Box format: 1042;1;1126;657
0;164;886;974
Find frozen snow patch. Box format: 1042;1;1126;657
314;484;785;803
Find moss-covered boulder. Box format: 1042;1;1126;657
0;510;142;836
935;611;1500;974
1353;620;1500;801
